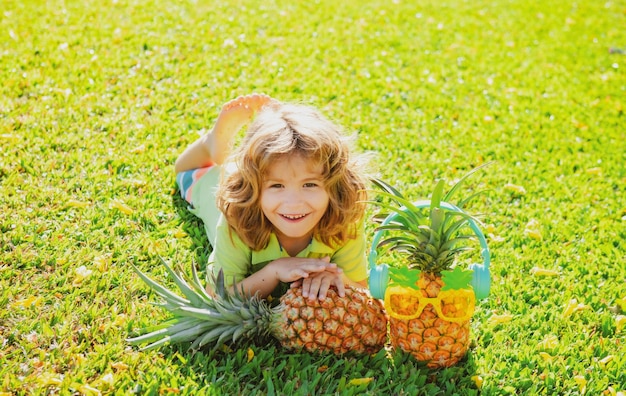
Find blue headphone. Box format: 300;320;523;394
368;200;491;300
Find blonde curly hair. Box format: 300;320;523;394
216;103;369;251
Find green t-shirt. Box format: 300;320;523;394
187;165;368;297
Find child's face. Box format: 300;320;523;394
260;154;330;246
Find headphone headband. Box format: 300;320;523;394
368;200;491;300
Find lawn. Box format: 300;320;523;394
1;0;625;394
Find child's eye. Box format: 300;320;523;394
303;182;319;188
269;183;283;189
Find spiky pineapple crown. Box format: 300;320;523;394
128;258;275;351
370;163;490;280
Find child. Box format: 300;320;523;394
174;94;370;301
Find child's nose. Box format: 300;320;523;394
283;188;304;204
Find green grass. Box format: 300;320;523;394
1;0;624;394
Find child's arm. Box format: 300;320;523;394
228;257;341;299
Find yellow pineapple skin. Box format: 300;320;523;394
388;272;471;368
274;286;388;355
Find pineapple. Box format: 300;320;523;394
370;164;489;368
128;258;388;355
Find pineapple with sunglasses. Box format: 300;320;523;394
369;164;490;368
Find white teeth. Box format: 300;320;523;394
283;214;306;220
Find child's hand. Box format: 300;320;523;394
291;269;345;301
268;257;339;284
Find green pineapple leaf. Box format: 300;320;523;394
369;164;492;275
388;266;421;289
443;161;494;205
440;266;474;291
430;179;445;234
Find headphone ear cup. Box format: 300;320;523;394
368;264;389;300
469;263;491;300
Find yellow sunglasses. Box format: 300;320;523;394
384;286;476;323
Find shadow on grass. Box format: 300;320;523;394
152;339;481;395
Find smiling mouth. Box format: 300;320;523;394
281;214;308;220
